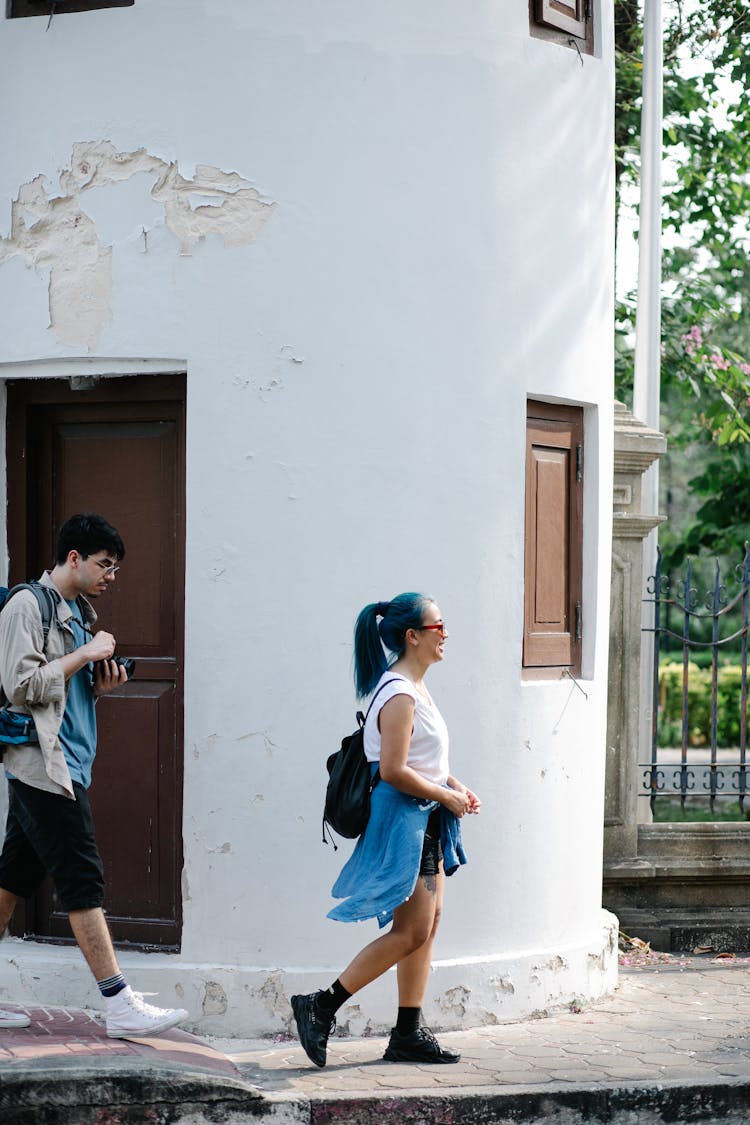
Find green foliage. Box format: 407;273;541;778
615;0;750;452
653;798;746;823
664;446;750;565
658;661;750;748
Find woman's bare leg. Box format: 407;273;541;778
395;867;444;1007
339;873;440;995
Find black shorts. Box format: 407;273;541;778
0;779;105;912
419;808;443;878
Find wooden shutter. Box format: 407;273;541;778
535;0;587;38
8;1;133;18
523;401;583;673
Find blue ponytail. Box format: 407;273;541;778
353;592;433;698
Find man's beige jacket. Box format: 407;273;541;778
0;572;97;798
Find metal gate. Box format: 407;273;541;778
643;548;750;815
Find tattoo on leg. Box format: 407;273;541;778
422;873;437;893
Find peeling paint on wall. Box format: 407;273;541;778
491;974;515;996
544;955;568;972
253;971;288;1019
0;141;276;350
202;980;228;1016
438;984;470;1019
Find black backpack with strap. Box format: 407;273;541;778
322;677;399;847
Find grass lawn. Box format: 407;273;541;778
652;797;749;822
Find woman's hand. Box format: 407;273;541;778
440;786;471;818
448;777;482;814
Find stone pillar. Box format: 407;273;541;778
604;401;666;864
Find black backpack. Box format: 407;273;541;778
322;678;399;847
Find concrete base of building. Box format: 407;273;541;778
0;910;618;1038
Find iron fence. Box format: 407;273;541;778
642;547;750;815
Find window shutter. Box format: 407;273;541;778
524;402;583;672
535;0;587;38
8;0;133;18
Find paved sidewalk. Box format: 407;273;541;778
3;956;750;1123
216;955;750;1122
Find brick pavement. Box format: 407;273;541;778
0;1004;240;1075
0;1004;261;1125
213;957;750;1121
2;957;750;1123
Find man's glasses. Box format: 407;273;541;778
89;557;120;576
418;621;447;637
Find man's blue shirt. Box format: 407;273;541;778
58;599;97;789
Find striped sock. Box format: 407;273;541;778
98;973;127;998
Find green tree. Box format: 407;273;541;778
615;0;750;559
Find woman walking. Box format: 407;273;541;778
291;592;480;1067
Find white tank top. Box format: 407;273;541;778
363;672;450;785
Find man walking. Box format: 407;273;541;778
0;513;187;1037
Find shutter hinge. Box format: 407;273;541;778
576;443;583;483
575;602;582;642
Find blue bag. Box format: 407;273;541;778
0;709;38;744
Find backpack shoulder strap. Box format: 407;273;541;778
3;581;58;646
363;676;404;723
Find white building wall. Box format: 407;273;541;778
0;1;617;1034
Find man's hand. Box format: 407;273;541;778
93;658;128;696
83;630;116;663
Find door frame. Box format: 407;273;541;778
5;371;186;949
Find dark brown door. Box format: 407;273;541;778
6;374;185;950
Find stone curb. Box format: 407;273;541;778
296;1079;750;1125
5;1071;750;1125
0;1061;265;1125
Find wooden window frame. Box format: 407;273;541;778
529;0;594;56
523;400;583;678
7;0;133;18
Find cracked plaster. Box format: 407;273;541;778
0;141;275;350
202;980;228;1016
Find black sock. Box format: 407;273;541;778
396;1006;421;1035
317;979;351;1016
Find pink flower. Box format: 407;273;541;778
681;327;705;356
710;353;731;370
741;364;750;376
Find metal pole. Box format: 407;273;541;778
633;0;663;827
633;0;663;437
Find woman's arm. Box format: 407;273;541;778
378;695;470;817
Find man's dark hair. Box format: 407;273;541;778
55;513;126;566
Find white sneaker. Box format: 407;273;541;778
0;1008;30;1028
105;985;188;1039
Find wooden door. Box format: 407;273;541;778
6;374;185;949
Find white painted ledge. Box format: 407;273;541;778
0;910;619;1037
